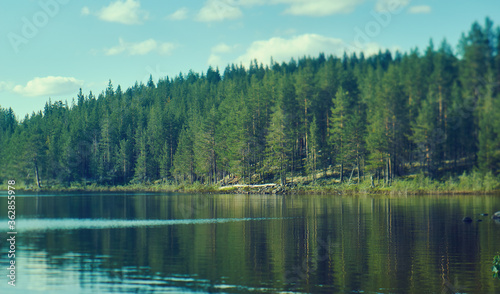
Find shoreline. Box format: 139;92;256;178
5;182;500;196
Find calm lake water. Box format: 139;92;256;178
1;192;500;293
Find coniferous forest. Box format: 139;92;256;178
2;19;500;190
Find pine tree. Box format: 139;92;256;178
329;86;350;182
146;105;165;180
106;80;114;97
173;126;195;183
194;105;218;184
306;116;320;181
264;104;289;185
477;73;500;173
99;114;112;183
147;74;155;89
279;73;299;179
116;138;131;184
345;96;366;183
294;64;314;171
133;130;147;183
216;91;248;182
411;89;438;175
316;57;341;164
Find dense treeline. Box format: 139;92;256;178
1;18;500;188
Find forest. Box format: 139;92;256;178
1;18;500;190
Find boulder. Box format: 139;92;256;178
462;217;473;223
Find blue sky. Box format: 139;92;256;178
1;0;500;118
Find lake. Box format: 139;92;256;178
1;192;500;293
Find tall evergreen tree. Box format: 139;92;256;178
329;86;350;183
173;126;195;183
264;104;290;185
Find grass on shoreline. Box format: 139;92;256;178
295;171;500;195
5;182;221;193
2;171;499;195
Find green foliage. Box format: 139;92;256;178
1;18;500;191
329;86;349;177
264;104;290;185
132;130;148;184
306;116;320;181
493;255;500;280
173;126;195;183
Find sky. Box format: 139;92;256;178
1;0;500;119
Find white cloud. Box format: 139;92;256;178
105;38;176;56
212;43;235;54
158;43;177;55
236;0;265;5
375;0;409;13
234;34;383;65
167;7;189;20
280;0;364;16
238;0;364;16
208;43;238;66
97;0;149;25
196;0;243;22
81;6;90;16
196;0;366;20
408;5;431;14
361;43;385;56
208;54;224;66
235;34;344;65
13;76;84;97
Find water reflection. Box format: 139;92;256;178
0;193;499;293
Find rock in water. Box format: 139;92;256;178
480;213;489;216
462;217;473;223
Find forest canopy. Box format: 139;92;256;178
1;18;500;188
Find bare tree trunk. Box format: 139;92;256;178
385;159;388;184
305;98;308;156
280;157;285;186
347;164;355;185
357;154;360;184
340;161;344;183
34;160;41;188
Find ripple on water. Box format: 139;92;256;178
5;217;293;232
